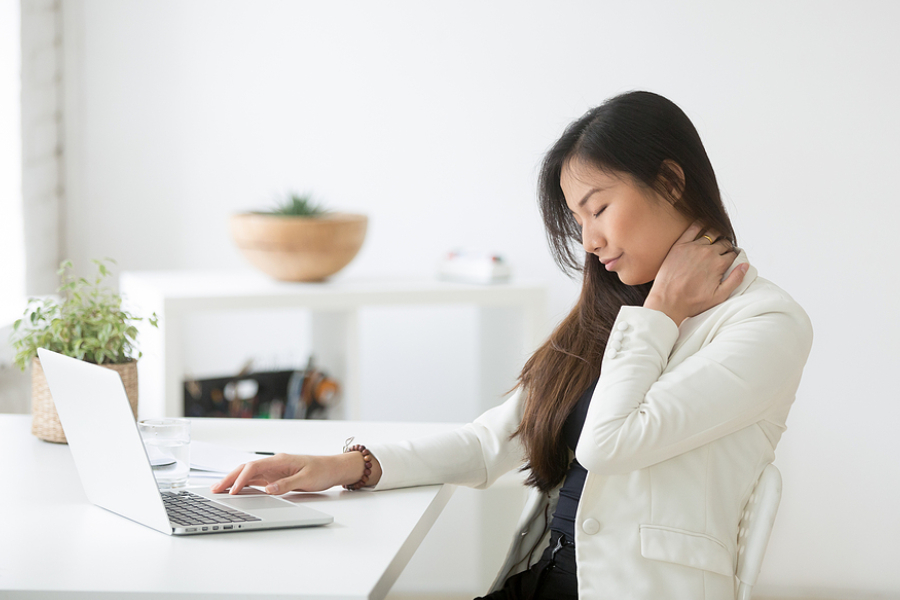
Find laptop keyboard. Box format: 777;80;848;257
162;490;262;528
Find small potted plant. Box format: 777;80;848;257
229;192;368;282
9;259;158;443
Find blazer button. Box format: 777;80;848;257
582;518;600;535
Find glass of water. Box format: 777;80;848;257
138;418;191;489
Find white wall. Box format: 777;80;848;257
0;0;28;414
57;1;900;597
0;0;23;307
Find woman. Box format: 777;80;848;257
213;91;813;599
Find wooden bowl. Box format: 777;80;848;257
230;213;368;282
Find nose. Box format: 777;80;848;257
581;224;603;255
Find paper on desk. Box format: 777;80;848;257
190;440;259;476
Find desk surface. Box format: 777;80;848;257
0;415;462;599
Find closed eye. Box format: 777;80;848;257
592;206;607;218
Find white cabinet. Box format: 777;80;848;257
120;270;547;420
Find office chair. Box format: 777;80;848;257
735;463;783;600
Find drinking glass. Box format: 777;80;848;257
138;418;191;489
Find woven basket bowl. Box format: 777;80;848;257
230;213;368;282
31;356;139;444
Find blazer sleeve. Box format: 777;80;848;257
367;388;527;491
575;294;813;476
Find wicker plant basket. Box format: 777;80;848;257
30;356;139;444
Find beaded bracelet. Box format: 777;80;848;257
342;436;373;490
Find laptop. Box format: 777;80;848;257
37;347;333;535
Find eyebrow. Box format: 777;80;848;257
577;187;606;208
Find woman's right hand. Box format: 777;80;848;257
210;452;381;495
644;222;746;326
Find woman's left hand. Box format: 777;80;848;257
643;222;748;325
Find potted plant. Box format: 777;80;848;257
9;259;158;443
229;192;368;282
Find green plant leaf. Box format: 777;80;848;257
9;258;154;370
259;191;329;217
57;260;73;276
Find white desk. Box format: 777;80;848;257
119;271;547;420
0;415;463;599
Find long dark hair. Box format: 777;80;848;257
512;91;737;492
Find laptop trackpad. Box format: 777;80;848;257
214;496;294;510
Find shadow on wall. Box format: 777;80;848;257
0;323;31;414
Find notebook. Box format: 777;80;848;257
37;347;333;535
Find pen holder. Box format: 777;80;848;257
183;364;340;419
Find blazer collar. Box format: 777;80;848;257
725;248;757;299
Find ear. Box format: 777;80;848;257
658;159;686;205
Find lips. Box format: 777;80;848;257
600;254;622;270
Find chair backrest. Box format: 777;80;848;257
735;463;783;600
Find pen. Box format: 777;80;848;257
255;451;275;455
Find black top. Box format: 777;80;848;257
548;377;599;541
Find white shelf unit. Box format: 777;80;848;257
120;270;548;420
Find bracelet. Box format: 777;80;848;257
342;436;373;491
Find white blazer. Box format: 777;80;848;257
369;251;813;599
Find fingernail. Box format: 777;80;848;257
266;483;279;494
741;263;749;272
